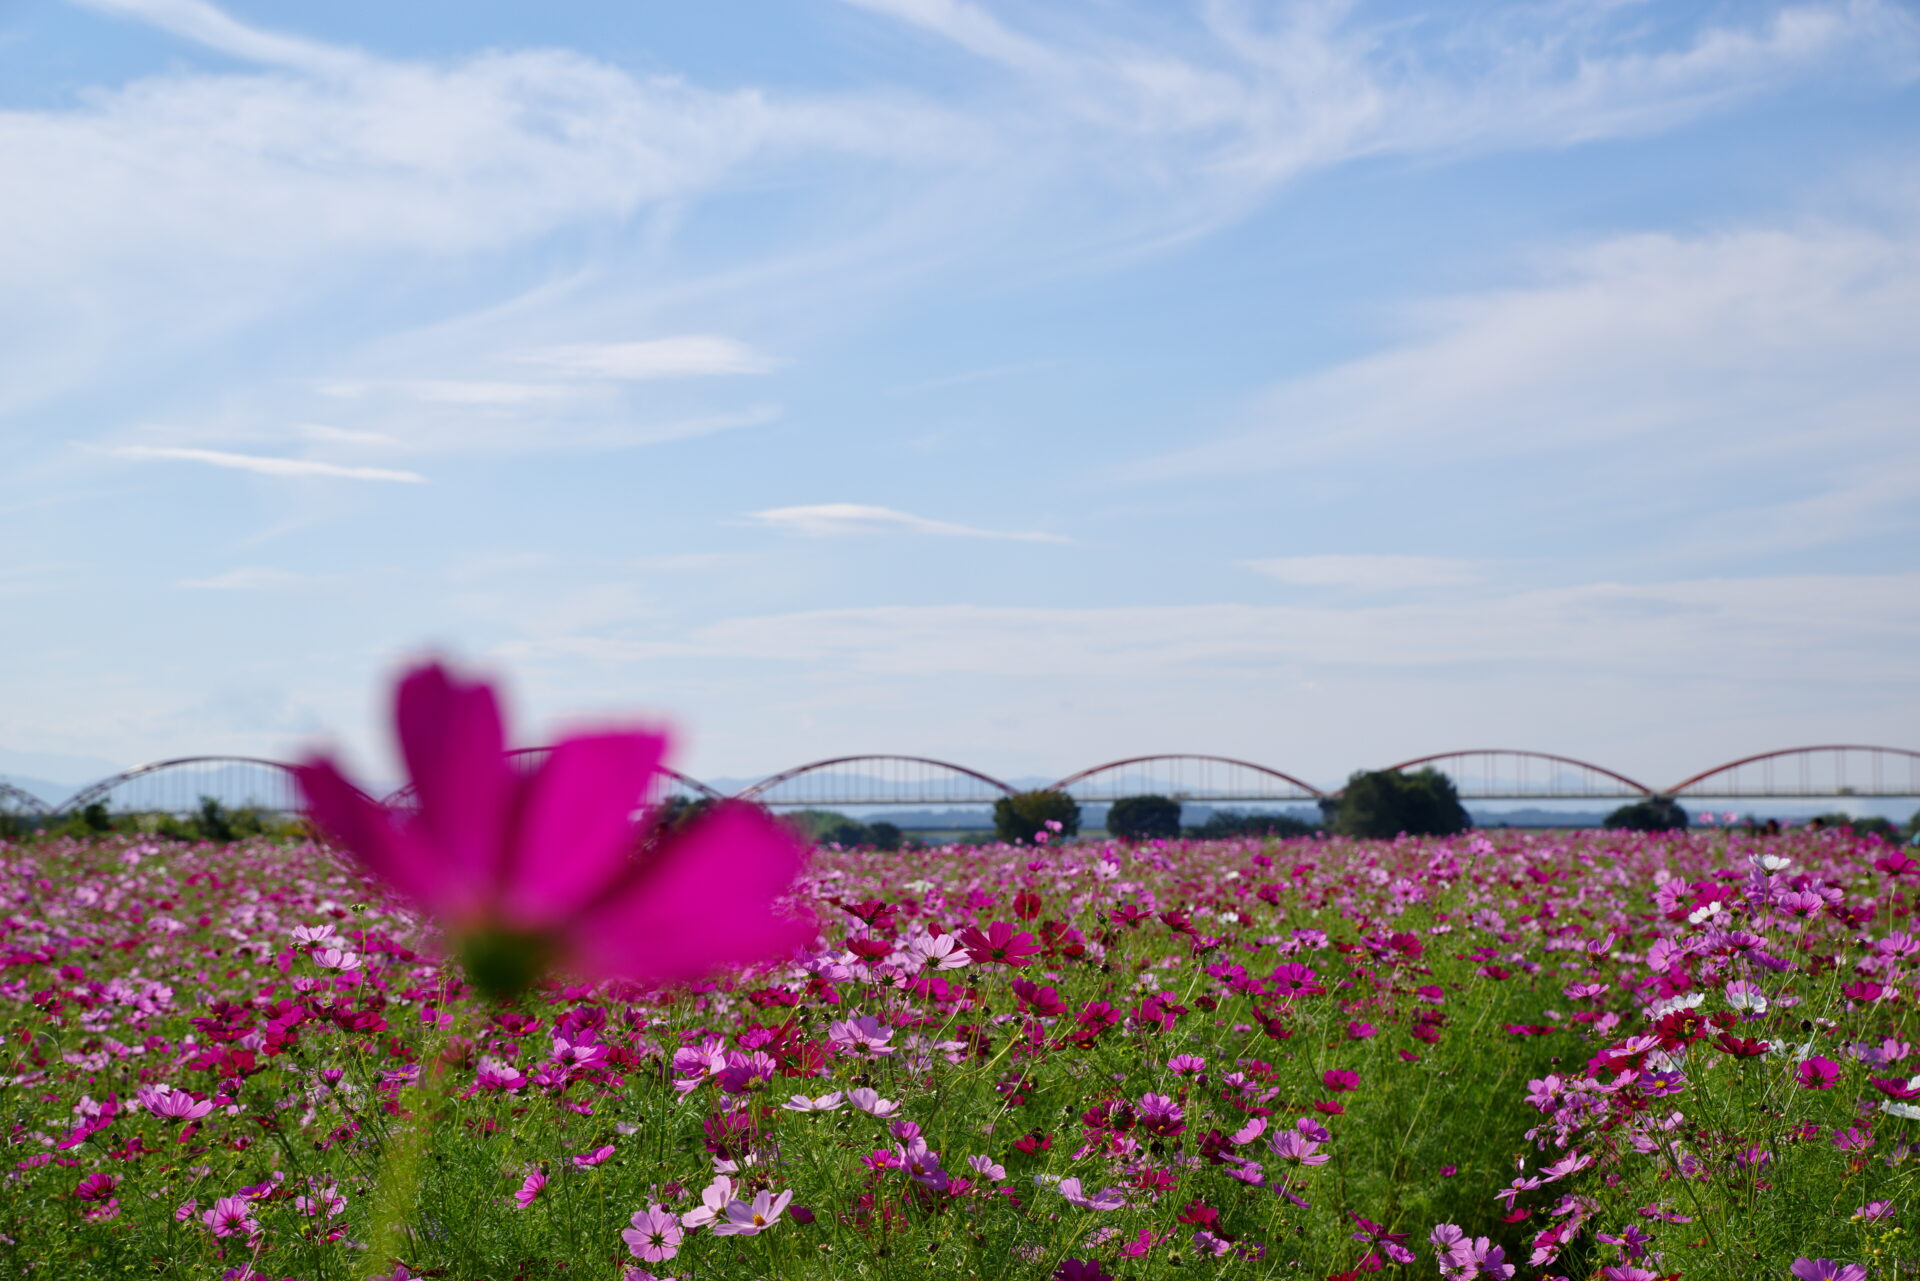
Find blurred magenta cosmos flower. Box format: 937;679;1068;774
297;662;813;997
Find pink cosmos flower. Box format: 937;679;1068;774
622;1205;684;1262
573;1145;615;1168
73;1173;119;1201
513;1170;547;1209
296;662;814;996
1853;1200;1893;1222
1322;1068;1360;1092
1792;1261;1867;1281
846;1087;901;1118
137;1084;214;1121
712;1188;793;1236
1137;1092;1185;1137
1054;1261;1115;1281
202;1196;258;1238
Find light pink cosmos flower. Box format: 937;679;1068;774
679;1176;734;1230
1267;1125;1330;1166
296;662;814;996
1056;1177;1126;1211
137;1084;214;1121
622;1205;684;1262
781;1092;844;1113
828;1015;896;1058
713;1189;793;1236
313;947;362;972
967;1155;1007;1181
905;932;970;970
846;1087;901;1118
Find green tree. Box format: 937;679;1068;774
821;819;871;847
1106;794;1181;841
1604;796;1690;832
993;790;1081;845
193;796;236;843
1326;768;1470;839
865;821;903;851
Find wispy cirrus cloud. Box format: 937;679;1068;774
1130;207;1920;560
95;445;425;483
750;503;1070;542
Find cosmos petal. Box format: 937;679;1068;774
565;801;814;984
496;730;669;930
295;756;447;914
395;663;512;913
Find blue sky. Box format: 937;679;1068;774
4;0;1919;793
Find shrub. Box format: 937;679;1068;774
1605;796;1690;831
1106;794;1181;841
1184;809;1318;839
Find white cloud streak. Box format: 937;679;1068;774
176;567;309;590
750;503;1071;542
568;572;1920;685
1241;555;1482;591
512;336;780;380
98;445;426;483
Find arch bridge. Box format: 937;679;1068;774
735;755;1014;809
1;782;50;818
52;756;305;817
381;746;721;811
1371;750;1653;801
19;743;1920;828
1050;755;1323;804
1664;746;1920;800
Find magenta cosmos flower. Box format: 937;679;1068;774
955;921;1041;966
297;662;814;997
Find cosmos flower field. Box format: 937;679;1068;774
5;825;1915;1280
